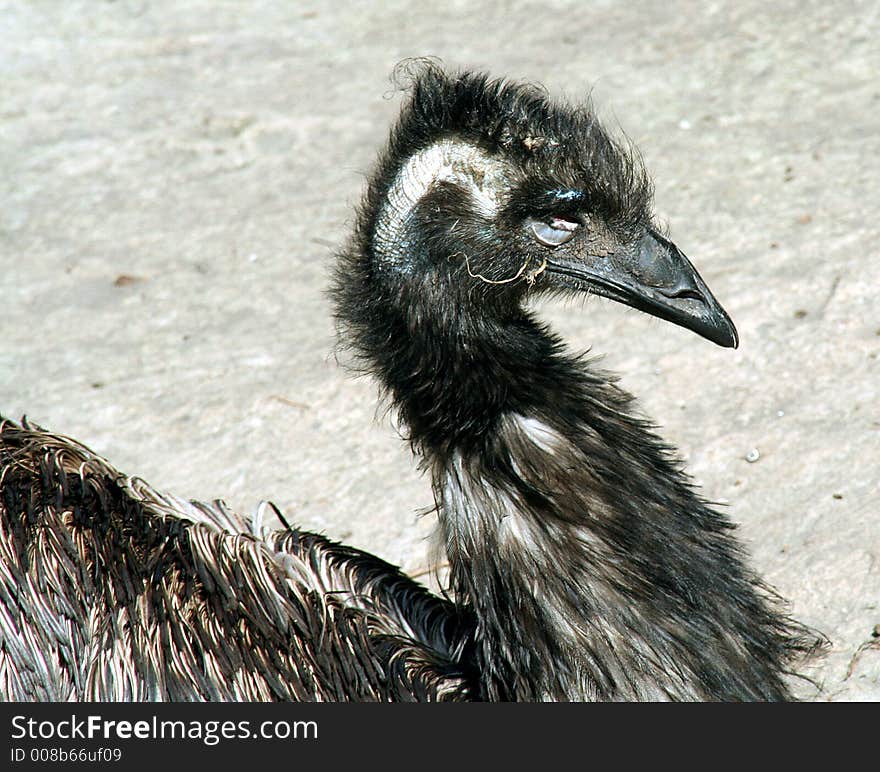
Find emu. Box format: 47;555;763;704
0;66;816;701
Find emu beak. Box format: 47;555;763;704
548;228;739;348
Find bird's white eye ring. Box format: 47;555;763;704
529;217;579;247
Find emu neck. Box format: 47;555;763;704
371;297;572;458
373;308;795;701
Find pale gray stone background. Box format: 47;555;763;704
2;0;877;699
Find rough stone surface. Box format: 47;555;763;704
2;0;877;700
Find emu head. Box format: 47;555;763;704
343;64;737;349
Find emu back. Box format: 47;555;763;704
0;418;473;701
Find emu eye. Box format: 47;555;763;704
529;217;580;247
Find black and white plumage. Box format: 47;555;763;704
1;65;818;702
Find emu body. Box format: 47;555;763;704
0;66;815;701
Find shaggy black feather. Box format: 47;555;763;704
333;64;821;700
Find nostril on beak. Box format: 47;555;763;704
659;285;706;303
